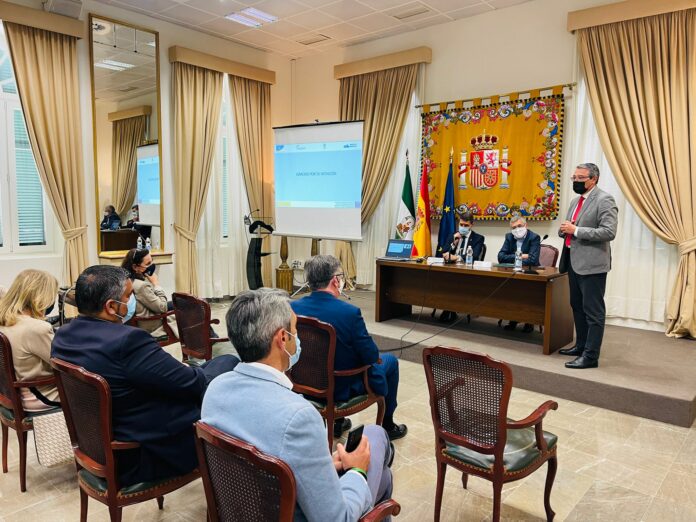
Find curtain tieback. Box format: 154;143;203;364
62;226;87;241
174;224;197;242
678;237;696;256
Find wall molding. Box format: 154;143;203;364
168;45;275;84
107;105;152;122
334;46;432;79
568;0;696;32
0;0;85;39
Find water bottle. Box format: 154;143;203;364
137;236;143;250
514;248;523;271
465;245;474;266
145;237;151;251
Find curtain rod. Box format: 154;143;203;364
415;82;577;109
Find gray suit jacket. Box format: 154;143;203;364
201;363;372;522
558;186;618;275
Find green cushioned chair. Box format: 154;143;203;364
288;316;385;450
423;346;559;522
1;331;60;492
51;357;199;522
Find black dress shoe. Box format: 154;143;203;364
521;323;534;333
503;321;518;331
565;356;598;369
386;423;408;441
333;418;352;438
559;345;584;356
438;311;451;323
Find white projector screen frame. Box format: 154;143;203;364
273;121;363;241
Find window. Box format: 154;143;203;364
0;23;53;253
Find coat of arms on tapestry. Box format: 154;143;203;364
421;92;565;221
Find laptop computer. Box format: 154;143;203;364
378;239;414;261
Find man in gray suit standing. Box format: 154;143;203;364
558;163;618;369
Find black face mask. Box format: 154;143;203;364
572;181;588;195
144;263;156;277
45;303;55;316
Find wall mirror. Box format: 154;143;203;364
89;14;163;254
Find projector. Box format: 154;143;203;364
43;0;83;19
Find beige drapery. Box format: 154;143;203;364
172;62;223;294
111;115;146;220
578;9;696;338
4;22;87;284
336;64;418;279
230;75;273;286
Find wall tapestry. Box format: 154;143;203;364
421;91;565;221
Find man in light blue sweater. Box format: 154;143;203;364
202;288;393;522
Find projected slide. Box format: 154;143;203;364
136;144;160;226
273;121;364;241
275;141;361;209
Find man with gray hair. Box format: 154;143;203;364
497;213;541;333
202;289;394;521
558;162;618;369
51;265;239;486
291;255;407;441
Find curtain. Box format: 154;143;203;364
199;75;251;298
111;115;146;220
4;22;87;284
172;61;223;295
570;77;678;330
578;10;696;338
230;75;273;287
354;65;424;286
337;63;419;278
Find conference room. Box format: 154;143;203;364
0;0;695;520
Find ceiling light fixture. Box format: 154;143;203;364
95;62;125;71
102;59;135;69
226;7;278;27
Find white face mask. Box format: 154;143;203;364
512;227;527;240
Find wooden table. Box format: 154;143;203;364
375;260;574;354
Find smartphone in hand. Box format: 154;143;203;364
344;424;364;452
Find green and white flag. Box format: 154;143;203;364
394;161;416;240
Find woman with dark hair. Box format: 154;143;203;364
100;205;121;230
121;248;176;338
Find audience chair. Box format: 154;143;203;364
422;346;558;522
50;357;199;522
539;245;560;268
172;292;227;362
0;332;59;492
127;311;179;347
195;421;401;522
289;316;385;450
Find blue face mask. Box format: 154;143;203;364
284;330;302;370
459;226;471;236
114;294;137;323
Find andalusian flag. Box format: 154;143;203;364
394;162;416;240
436;159;456;256
411;162;432;257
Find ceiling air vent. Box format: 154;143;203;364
43;0;83;19
389;2;431;21
297;34;330;46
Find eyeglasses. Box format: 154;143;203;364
571;176;590;182
334;272;345;279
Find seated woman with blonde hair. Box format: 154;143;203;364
0;270;60;411
121;248;177;338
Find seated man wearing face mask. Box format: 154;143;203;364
51;265;239;486
439;212;485;322
497;214;541;333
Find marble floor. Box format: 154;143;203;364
2;314;696;520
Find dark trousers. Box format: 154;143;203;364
368;354;400;422
568;257;607;361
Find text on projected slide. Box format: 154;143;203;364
274;141;362;209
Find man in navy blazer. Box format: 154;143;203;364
202;289;394;521
51;265;239;486
497;214;541;332
291;255;407;441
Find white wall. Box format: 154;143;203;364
0;0;293;293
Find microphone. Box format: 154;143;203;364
243;209;261;226
541;234;549;242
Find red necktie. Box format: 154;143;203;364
565;196;585;247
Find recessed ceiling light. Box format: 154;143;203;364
95;62;125;71
297;34;330;46
226;7;278;27
102;59;135;69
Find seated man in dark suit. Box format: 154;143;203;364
440;211;486;322
498;214;541;333
100;205;120;230
51;265;239;486
291;255;407;441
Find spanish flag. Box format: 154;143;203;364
411;162;432;257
